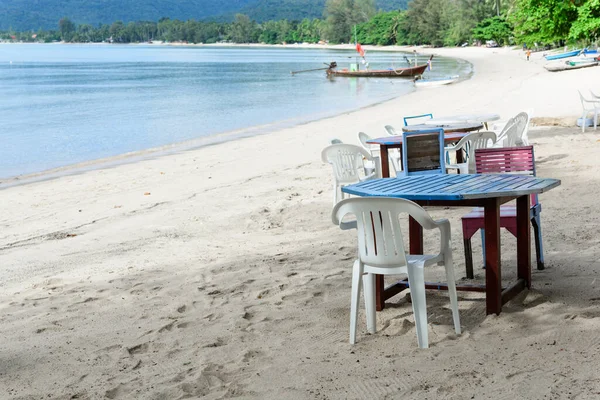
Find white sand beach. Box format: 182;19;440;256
1;46;600;399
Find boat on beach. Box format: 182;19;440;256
327;62;429;78
544;49;582;61
414;75;459;88
544;59;598;72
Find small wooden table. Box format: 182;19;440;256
367;133;468;178
342;174;561;315
402;122;484;133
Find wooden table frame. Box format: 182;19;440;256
341;175;560;316
376;195;530;315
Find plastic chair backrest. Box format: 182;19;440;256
475;145;538;204
321;144;372;184
358;132;374;152
384;125;398;136
401;128;446;176
403;113;433;126
505;112;529;146
332;197;439;268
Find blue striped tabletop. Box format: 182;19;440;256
342;174;561;201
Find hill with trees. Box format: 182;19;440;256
0;0;408;31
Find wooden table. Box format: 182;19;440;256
402;122;484;133
367;133;468;178
342;174;561;315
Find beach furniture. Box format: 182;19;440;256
332;197;461;348
461;146;545;279
321;144;378;206
366;132;468;178
402;122;484;134
423;113;500;130
401;128;446;176
578;91;600;133
342;173;560;315
384;125;398;136
403;113;433;126
445;131;497;174
493;112;530;147
357;132;381;177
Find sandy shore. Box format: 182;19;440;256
1;46;600;399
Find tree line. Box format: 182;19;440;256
1;0;599;48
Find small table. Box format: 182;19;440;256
367;133;468;178
342;174;561;315
424;113;501;128
402;122;484;133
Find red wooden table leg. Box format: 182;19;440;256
484;198;502;315
516;195;532;288
376;275;385;311
380;145;390;178
409;216;424;255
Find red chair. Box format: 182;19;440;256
462;146;544;279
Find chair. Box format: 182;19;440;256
402;128;446;176
357;132;381;177
578;90;600;133
461;146;545;278
493;112;530;147
321;144;378;206
330;138;343;144
332;197;461;348
382;126;402;173
445;131;497;174
384;125;398;136
403;113;433;126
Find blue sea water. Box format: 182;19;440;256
0;44;471;178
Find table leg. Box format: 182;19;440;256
456;149;465;174
484;198;502;315
516;195;532;288
409;216;424;255
380;145;390;178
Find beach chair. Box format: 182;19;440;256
357;132;381;177
332;197;461;348
401;128;446;176
403;113;433;126
445;131;496;174
578;91;600;133
461;146;545;278
382;126;402;173
321;144;378;206
493;111;530;147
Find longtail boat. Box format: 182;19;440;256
544;49;581;61
326;56;432;78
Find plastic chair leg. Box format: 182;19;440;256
443;253;461;334
463;237;474;279
363;272;376;334
333;182;339;206
480;229;486;268
531;215;545;270
349;260;363;344
407;264;428;349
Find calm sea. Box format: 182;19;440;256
0;44;471;178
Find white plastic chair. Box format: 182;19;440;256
578;90;600;132
332;197;461;348
321;144;378;206
357;132;380;177
445;131;497;174
493;112;530;147
383;126;402;173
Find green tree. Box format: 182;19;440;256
324;0;376;43
58;17;75;42
472;16;513;45
569;0;600;41
230;14;258;43
509;0;578;45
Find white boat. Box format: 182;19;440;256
414;75;459;88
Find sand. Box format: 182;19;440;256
1;46;600;399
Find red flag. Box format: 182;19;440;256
356;43;365;57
